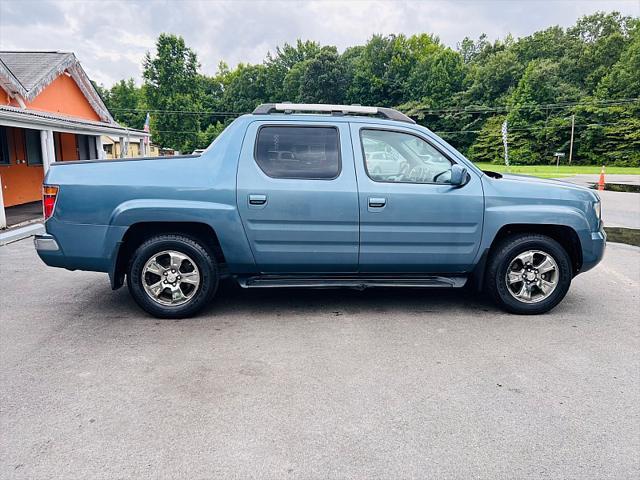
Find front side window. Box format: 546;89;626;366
361;129;454;184
255;126;340;179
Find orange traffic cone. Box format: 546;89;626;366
598;165;606;191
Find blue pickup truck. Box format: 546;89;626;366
35;103;605;318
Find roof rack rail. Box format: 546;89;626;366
252;103;415;124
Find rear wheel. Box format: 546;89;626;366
127;234;218;318
486;234;572;314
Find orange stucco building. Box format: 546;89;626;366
0;51;149;228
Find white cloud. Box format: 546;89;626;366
1;0;638;86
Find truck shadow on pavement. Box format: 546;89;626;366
99;278;500;321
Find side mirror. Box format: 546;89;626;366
450;164;468;186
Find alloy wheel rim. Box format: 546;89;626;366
505;249;559;304
142;250;201;306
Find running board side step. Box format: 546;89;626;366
236;275;468;289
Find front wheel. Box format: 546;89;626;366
486;234;572;314
127;234;218;318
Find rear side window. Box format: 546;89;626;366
255;126;340;179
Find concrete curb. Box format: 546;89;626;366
0;223;45;246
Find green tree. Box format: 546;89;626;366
143;33;202;152
566;11;638;91
114;13;639;163
298;47;349;103
217;63;270;113
506;59;581;164
348;34;439;106
104;79;146;129
576;28;640;166
406;48;465;107
466;115;506;164
596;26;640;99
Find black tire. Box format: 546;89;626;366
127;234;218;318
485;233;572;315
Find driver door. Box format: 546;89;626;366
351;123;484;273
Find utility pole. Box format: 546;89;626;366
568;114;575;164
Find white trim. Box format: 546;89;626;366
0;173;6;229
40;129;50;173
0;59;27;98
45;129;55;166
0;113;148;139
66;62;113;123
96;135;105;159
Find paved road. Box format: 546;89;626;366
594;190;639;230
559;174;640;229
1;239;639;479
561;174;640;187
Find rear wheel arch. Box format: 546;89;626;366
111;222;226;289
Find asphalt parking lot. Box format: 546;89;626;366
1;238;639;479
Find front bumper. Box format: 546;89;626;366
580;227;606;273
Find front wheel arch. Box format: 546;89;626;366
471;224;582;292
488;224;582;275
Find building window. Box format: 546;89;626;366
77;135;98;160
0;126;10;165
25;129;43;165
254;126;340;179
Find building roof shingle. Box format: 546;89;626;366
0;50;114;123
0;51;72;93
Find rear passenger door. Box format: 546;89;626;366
237;121;359;273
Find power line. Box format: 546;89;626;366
434;121;635;135
108;97;640;117
154;120;635;137
413;98;640;115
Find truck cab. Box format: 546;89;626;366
35;103;606;318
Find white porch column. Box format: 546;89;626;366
0;173;6;229
96;135;105;159
40;130;50;173
45;130;55;167
119;136;125;158
139;138;146;157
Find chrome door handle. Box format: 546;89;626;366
368;197;387;208
248;194;267;206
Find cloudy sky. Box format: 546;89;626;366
1;0;638;86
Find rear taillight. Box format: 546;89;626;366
43;185;59;220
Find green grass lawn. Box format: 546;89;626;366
472;163;640;178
